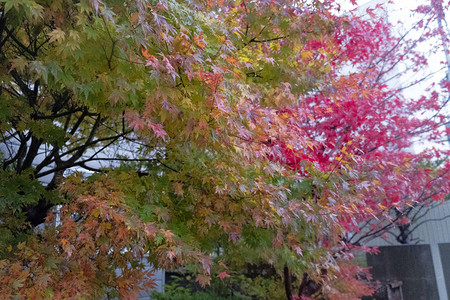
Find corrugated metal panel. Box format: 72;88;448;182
410;201;450;244
362;201;450;247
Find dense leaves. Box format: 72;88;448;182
0;0;449;299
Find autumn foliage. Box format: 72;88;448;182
0;0;449;299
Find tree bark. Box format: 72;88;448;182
298;272;321;298
284;265;293;300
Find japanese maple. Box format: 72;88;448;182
0;0;449;299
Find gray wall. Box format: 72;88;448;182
366;245;439;300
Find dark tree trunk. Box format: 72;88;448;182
284;265;293;300
298;272;321;298
24;198;53;227
397;223;411;244
394;208;411;244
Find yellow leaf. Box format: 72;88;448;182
378;203;388;211
173;182;184;196
48;28;66;43
92;208;100;218
301;51;313;60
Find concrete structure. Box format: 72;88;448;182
363;201;450;300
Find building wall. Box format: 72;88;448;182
366;244;440;300
362;200;450;247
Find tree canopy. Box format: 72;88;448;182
0;0;449;299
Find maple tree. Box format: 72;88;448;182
340;0;450;248
0;0;449;299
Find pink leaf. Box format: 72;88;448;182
149;121;167;140
217;272;230;280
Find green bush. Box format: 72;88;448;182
151;273;286;300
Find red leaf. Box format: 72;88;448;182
217;272;230;280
